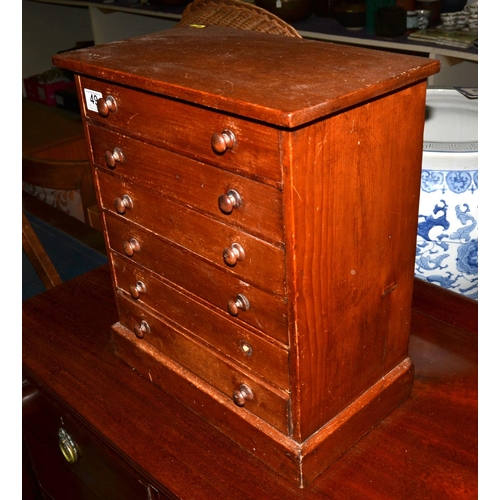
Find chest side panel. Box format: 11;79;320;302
285;83;427;441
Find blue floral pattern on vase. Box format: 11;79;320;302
415;169;478;300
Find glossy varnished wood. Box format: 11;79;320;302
284;83;429;440
88;124;284;243
23;382;150;500
115;293;291;433
22;192;107;255
22;99;84;153
104;214;289;342
52;25;440;486
96;170;286;295
413;276;478;335
53;26;439;128
111;252;290;388
80;77;283;186
22;267;477;499
22;212;63;290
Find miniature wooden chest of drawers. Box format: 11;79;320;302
53;25;439;487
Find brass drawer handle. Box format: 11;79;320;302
115;194;134;214
58;428;78;464
232;384;253;407
211;129;236;154
97;95;117;117
218;189;242;214
104;147;125;168
227;294;250;316
223;243;245;267
129;281;146;300
123;238;141;257
134;320;150;339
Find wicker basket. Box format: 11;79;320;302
176;0;302;37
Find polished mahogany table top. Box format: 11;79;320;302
22;99;84;154
22;266;477;499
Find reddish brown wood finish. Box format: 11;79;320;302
96;170;286;294
23;381;150;500
52;25;440;486
105;214;289;342
22;137;97;227
112;252;289;388
22;212;63;290
80;76;283;187
115;295;291;433
285;83;430;441
87;124;284;242
22;266;478;499
53;26;438;128
412;276;478;335
22;192;107;255
22;99;84;153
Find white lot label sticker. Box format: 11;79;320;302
84;88;103;112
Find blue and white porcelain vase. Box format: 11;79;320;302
415;88;478;300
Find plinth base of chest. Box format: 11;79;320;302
111;322;414;488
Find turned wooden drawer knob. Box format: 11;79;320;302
58;428;78;464
218;189;242;214
227;294;250;316
123;238;141;257
97;95;117;117
104;147;125;168
134;320;150;339
232;384;254;407
129;281;146;300
115;194;134;214
223;243;245;266
211;130;236;154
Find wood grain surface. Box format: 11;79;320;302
23;266;477;499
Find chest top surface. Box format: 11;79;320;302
53;25;439;127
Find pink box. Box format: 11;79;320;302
23;75;75;106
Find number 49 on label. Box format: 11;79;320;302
84;89;103;112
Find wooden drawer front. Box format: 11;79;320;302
79;76;282;184
105;215;289;344
88;124;284;243
116;293;290;434
111;253;290;390
97;171;285;296
22;385;148;500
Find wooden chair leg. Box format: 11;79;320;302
22;212;63;290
